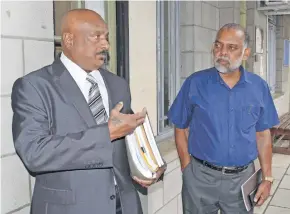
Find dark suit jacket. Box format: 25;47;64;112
11;58;143;214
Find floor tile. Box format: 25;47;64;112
270;189;290;208
270;179;280;196
272;155;290;169
280;175;290;190
272;167;287;180
264;206;290;214
253;196;271;214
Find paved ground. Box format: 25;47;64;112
253;153;290;214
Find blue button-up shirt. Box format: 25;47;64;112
168;67;279;167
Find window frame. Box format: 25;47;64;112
53;0;85;57
156;0;180;139
267;16;277;93
53;0;119;75
283;39;290;67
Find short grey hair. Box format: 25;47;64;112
217;23;250;48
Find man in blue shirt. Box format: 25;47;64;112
168;23;279;213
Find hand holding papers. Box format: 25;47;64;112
108;102;146;141
125;113;166;182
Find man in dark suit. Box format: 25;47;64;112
11;9;164;214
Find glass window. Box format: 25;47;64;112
53;1;117;74
157;1;180;137
53;1;85;57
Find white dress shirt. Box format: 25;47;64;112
60;53;109;116
60;53;116;184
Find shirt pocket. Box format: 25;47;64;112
240;105;260;131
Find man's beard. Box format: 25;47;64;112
214;52;244;74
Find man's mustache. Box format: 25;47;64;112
215;56;230;64
97;50;109;56
97;50;110;64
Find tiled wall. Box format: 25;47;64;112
273;15;290;116
1;1;54;213
246;2;268;80
180;0;219;84
179;1;242;85
140;140;183;214
276;15;290;94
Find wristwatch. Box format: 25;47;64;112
264;176;274;184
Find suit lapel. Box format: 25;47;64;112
51;59;97;127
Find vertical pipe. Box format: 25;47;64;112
240;0;247;68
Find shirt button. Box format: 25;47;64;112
230;108;234;111
110;195;116;200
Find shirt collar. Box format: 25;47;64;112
60;52;99;85
60;52;87;85
239;66;251;84
212;65;251;84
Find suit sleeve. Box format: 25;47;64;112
11;77;114;174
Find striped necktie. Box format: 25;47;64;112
86;74;108;124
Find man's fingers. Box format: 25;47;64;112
113;102;124;112
257;195;266;206
133;176;153;185
133;176;154;186
254;188;262;203
156;167;165;177
141;107;147;116
254;188;268;206
134;108;147;119
136;118;145;126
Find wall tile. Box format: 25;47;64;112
219;8;234;27
180;1;202;26
193;26;212;52
219;1;234;8
181;26;195;52
1;38;23;95
1;1;53;38
1;155;30;213
181;52;194;78
1;96;15;156
202;3;217;30
163;168;182;204
148;181;164;213
24;40;54;74
15;206;30;214
155;197;178;214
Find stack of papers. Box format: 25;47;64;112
125;114;165;180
